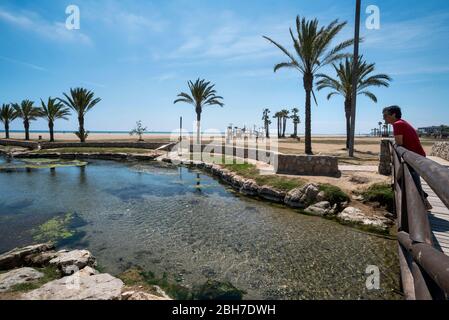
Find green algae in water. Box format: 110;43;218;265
0;158;87;171
32;213;86;245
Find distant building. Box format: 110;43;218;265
418;126;449;138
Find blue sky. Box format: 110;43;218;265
1;0;449;134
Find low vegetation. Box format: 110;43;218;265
318;184;350;206
223;163;305;192
361;183;394;212
9;266;60;293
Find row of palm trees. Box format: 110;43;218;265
0;88;101;142
173;15;391;155
264;15;391;154
267;108;301;139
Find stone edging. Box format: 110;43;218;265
160;157;395;233
12;152;163;161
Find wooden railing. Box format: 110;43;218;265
390;141;449;300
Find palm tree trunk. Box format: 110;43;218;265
196;111;201;145
283;117;287;138
304;74;313;155
24;120;30;141
293;123;297;138
5;122;9;139
49;121;54;142
265;123;269;138
277;118;281;138
345;99;351;150
78;116;85;143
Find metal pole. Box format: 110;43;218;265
349;0;361;157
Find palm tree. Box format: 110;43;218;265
281;109;290;138
291;108;300;138
12;100;40;140
262;109;271;138
0;104;17;139
59;88;101;142
39;97;71;142
174;78;224;144
273;112;283;138
264;16;353;154
316;56;391;148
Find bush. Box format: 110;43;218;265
361;183;394;212
319;184;350;206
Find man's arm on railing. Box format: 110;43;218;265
395;134;404;146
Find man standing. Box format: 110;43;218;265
383;105;432;210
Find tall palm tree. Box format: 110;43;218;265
0;104;17;139
281;109;290;138
262;109;271;138
291;108;300;138
174;78;224;144
273;112;283;138
59;88;101;142
39;97;71;142
264;16;353;154
12;100;40;140
316;56;391;148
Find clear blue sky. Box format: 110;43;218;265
1;0;448;134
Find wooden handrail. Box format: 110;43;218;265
389;141;449;300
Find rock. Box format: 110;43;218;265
24;251;59;267
284;187;307;208
121;290;171;300
258;186;286;203
22;269;124;300
0;243;55;270
284;183;319;208
49;250;96;275
301;183;320;204
240;179;259;196
0;267;44;292
304;201;336;217
337;207;393;231
352;194;364;201
316;191;327;202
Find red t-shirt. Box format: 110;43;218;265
393;119;426;157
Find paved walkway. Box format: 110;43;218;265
423;157;449;255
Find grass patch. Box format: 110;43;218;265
34;147;155;154
9;266;60;293
318;184;350;206
361;183;394;212
223;163;305;192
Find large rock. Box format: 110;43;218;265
22;268;123;300
337;207;393;230
258;186;286;203
0;243;55;270
284;183;319;208
24;251;59;267
121;290;171;301
240;179;259;196
304;201;336;217
49;250;96;275
0;267;44;292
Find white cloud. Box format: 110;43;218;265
0;55;47;72
0;7;92;45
